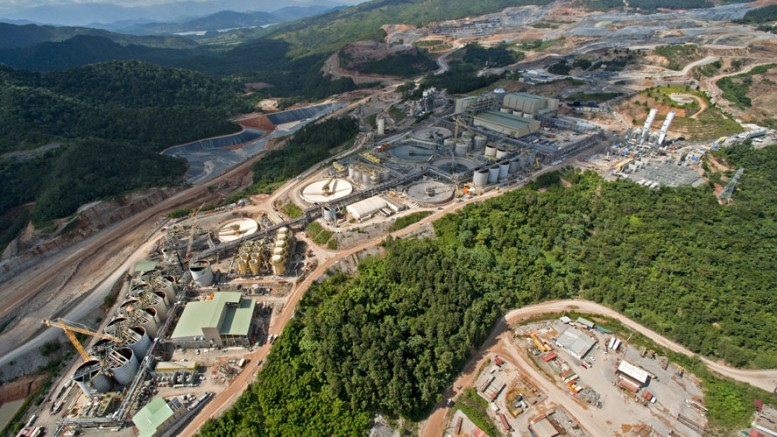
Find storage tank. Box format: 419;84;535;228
499;161;510;179
155;290;171;306
119;299;140;317
323;206;337;223
248;259;260;276
474;135;487;149
136;309;158;338
377;117;385;136
484;145;496;157
519;150;531;170
496;148;509;159
351;168;362;184
108;348;139;386
348;166;355;179
454;142;469;156
512;110;523;117
272;247;286;257
473;169;489;188
277;227;289;236
360;171;371;186
126;326;152;358
509;157;521;174
274;240;286;250
189;261;213;287
271;255;287;276
148;293;168;320
74;360;113;397
443;138;455;149
488;166;500;184
500;107;511;113
251;251;263;261
237;259;249;276
158;276;177;303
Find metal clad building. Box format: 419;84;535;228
170;292;255;348
473;111;541;139
554;327;597;361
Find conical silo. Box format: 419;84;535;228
126;326;152;358
108;348;139;386
73;360;113;397
488;166;500;184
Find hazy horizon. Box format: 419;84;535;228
0;0;368;26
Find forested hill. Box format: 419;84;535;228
0;61;246;241
200;143;777;436
0;22;198;50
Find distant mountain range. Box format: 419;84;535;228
116;6;344;36
0;0;353;27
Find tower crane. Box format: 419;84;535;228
43;319;122;361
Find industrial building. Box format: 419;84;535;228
502;93;559;117
345;195;402;220
528;414;560;437
170;292;255;348
616;360;652;387
473;111;541;138
132;397;185;437
554;327;596;361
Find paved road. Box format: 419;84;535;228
419;299;777;437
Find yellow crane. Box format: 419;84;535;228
43;319;122;361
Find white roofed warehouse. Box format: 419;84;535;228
345;195;401;221
554;327;596;361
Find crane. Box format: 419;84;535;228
43;319;122;361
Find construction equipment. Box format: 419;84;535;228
43;319;122;361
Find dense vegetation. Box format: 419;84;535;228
0;61;244;228
415;63;502;96
356;51;436;77
201;144;777;435
461;43;521;68
247;117;359;194
737;4;777;24
388;211;433;232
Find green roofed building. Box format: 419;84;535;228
132;397;185;437
170;292;256;348
473;111;541;139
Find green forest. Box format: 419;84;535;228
200;143;777;436
0;61;246;230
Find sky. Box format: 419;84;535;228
0;0;364;10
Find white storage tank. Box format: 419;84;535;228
496;148;509;160
474;135;487;149
500;107;511;113
484;145;497;157
271;254;287;276
277;227;289;236
73;360;113;397
108;348;139;386
189;261;213;287
488;166;500;184
454;142;469;156
473;169;489;188
443;138;455;149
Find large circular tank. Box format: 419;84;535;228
499;161;510;180
485;145;496;157
410;127;452;144
274;240;286;249
126;326;152;358
277;227;289;236
496;148;509;160
74;360;113;397
500;107;511;113
144;307;161;327
190;261;213;287
272;247;286;257
300;178;354;203
443;138;454;149
149;293;168;320
155;291;171;306
406;180;455;205
251;251;263;261
488;166;500;184
474;135;487;149
108;348;139;386
431;157;479;174
473;169;489;188
237;259;249;276
454;142;469;156
217;218;259;243
389;144;436;162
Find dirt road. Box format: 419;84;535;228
419;299;777;437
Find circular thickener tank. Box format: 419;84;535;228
474;135;487;149
217;218;259;243
74;360;113;397
496;148;509;160
389;144;436;163
488;166;500;184
431;157;479;174
454;142;469;156
108;348;139;386
190;261;213;287
127;326;152;358
473;169;489;188
410;127;452;143
499;161;510;179
406;180;454;205
300;178;354;204
485;145;496;157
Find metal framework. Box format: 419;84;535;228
43;319;122;361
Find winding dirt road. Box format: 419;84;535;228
419;299;777;437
